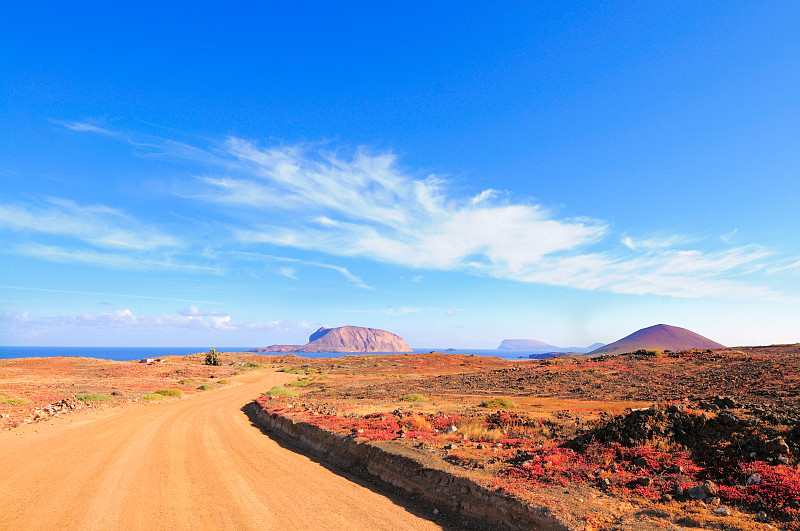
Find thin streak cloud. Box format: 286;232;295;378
0;285;225;305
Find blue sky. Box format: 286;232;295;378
2;2;799;348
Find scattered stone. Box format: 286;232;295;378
668;464;684;473
709;497;721;506
747;474;762;485
633;457;648;467
766;436;790;455
688;485;707;500
702;480;718;496
599;478;612;489
636;476;652;486
446;425;459;434
661;493;673;502
714;506;731;517
756;511;769;522
444;443;458;450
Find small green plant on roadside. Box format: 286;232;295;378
480;397;516;409
155;388;182;397
197;384;212;390
399;393;426;402
217;379;229;385
0;396;29;405
142;392;165;401
205;348;221;366
75;393;113;402
287;379;312;387
265;386;296;397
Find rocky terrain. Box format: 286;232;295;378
589;324;725;355
251;325;412;353
257;344;800;530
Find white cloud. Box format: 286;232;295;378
767;259;800;275
1;308;297;333
210;141;606;274
54;120;117;136
178;305;227;317
231;251;372;290
0;285;222;305
197;141;776;299
0;197;179;251
57;124;788;300
278;267;299;280
720;228;738;244
513;247;777;299
13;243;218;273
620;234;687;250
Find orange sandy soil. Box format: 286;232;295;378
0;351;303;428
0;363;446;531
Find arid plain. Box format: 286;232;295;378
2;345;799;530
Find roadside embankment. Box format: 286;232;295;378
246;400;572;531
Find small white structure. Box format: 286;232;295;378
140;358;155;364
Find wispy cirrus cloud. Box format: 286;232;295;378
0;197;179;251
13;243;218;273
0;285;223;305
60;122;787;300
53;120;118;136
229;251;373;290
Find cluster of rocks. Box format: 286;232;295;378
577;401;798;466
32;397;85;421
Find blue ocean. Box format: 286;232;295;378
0;346;555;361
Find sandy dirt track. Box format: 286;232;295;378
0;370;442;531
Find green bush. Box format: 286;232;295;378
399;393;426;402
155;388;182;397
480;397;516;409
142;393;164;401
205;348;221;366
217;379;229;385
0;396;29;405
286;379;312;387
75;393;112;402
197;384;212;390
265;386;296;397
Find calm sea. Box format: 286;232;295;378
0;346;557;361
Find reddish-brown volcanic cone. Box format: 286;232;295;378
589;324;724;356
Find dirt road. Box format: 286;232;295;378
0;370;442;531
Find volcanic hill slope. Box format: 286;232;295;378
251;325;412;353
589;323;724;356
